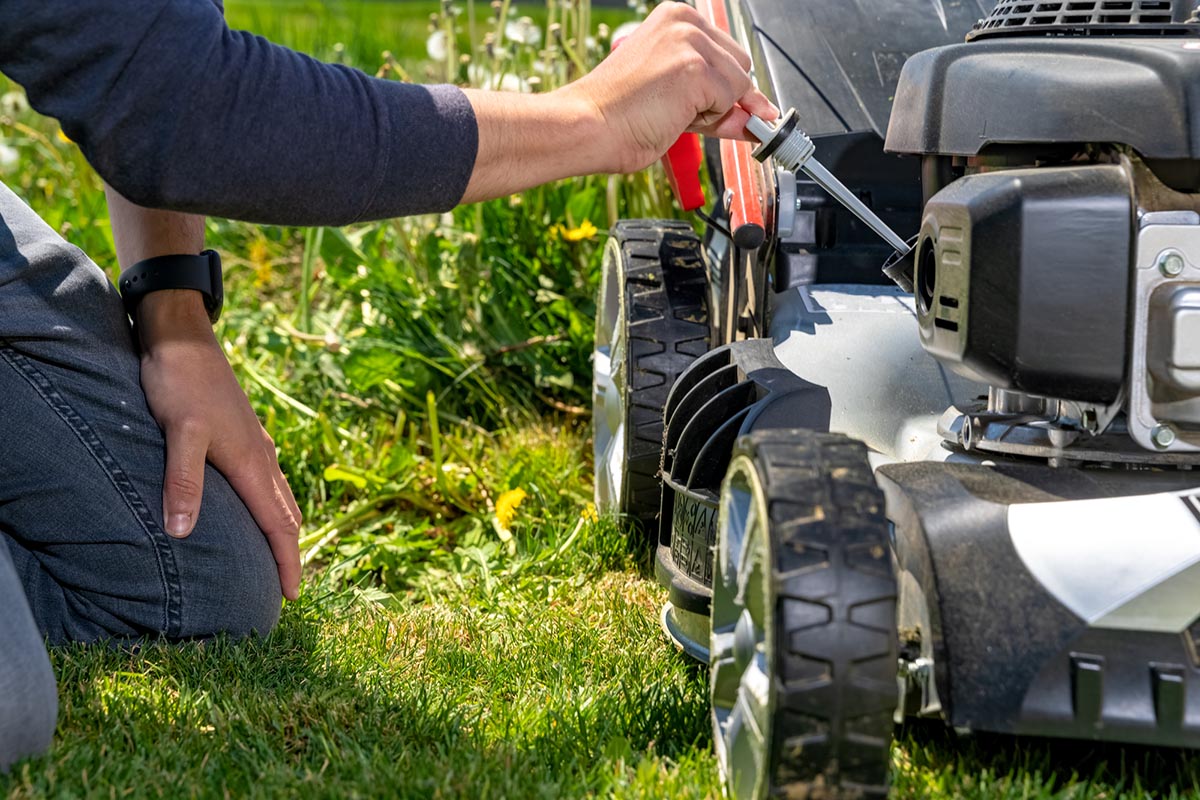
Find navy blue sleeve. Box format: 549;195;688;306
0;0;479;225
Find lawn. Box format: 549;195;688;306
1;1;1200;797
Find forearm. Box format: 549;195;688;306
105;183;205;267
104;184;213;345
459;90;610;204
2;0;475;225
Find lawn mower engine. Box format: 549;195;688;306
593;1;1200;798
883;0;1200;752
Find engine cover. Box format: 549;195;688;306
914;165;1133;402
885;39;1200;163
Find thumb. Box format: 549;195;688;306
162;421;208;538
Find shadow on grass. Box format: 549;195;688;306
899;718;1200;797
2;589;717;798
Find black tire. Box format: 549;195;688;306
711;429;897;800
593;219;709;538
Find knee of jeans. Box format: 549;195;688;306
176;467;284;640
0;648;57;772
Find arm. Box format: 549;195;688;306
105;186;302;600
1;1;768;223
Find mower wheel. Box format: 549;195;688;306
710;430;897;799
593;219;708;538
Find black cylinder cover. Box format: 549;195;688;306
914;165;1133;403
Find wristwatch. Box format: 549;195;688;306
118;249;224;324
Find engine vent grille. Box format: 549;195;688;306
969;0;1200;40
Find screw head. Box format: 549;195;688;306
1152;424;1178;449
1158;250;1186;278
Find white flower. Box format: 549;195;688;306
498;73;530;93
467;63;492;86
505;16;542;46
426;30;448;62
612;21;641;44
0;143;18;173
0;91;28;116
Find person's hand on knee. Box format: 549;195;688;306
135;289;303;601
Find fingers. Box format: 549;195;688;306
690;106;754;141
262;427;303;533
684;21;779;137
652;3;751;72
223;437;302;601
740;87;779;122
162;420;209;538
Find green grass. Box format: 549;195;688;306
2;1;1200;797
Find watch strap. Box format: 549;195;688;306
118;250;223;324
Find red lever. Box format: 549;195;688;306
663;133;706;212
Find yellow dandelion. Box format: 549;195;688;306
494;487;527;532
56;128;73;145
581;502;598;523
249;238;271;288
555;220;598;242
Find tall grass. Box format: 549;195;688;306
0;0;683;594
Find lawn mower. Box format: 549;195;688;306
592;0;1200;796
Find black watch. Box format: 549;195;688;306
118;249;224;324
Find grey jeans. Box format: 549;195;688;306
0;183;282;770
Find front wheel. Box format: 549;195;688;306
710;430;898;799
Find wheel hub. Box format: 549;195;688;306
593;239;627;513
710;457;776;800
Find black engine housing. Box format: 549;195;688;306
914;165;1134;403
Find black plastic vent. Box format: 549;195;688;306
969;0;1200;39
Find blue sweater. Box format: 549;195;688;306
0;0;479;225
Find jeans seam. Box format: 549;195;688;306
0;342;182;638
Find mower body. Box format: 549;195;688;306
657;0;1200;747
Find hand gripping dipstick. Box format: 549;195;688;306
746;111;912;255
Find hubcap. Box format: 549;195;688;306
593;239;627;514
711;456;775;800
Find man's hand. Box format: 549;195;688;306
460;2;776;203
135;290;303;601
105;185;301;601
563;2;778;173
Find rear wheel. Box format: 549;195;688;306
593;219;708;537
710;430;898;799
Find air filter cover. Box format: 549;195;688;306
969;0;1199;40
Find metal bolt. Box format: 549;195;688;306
1152;424;1177;449
1158;249;1186;278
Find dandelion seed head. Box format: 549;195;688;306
498;73;530;92
426;30;449;62
0;91;28;116
505;16;542;46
